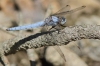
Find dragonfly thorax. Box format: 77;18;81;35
51;16;59;23
45;16;59;26
45;16;66;26
52;16;66;25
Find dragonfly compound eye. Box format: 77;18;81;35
61;17;66;25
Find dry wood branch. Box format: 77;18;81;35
1;25;100;56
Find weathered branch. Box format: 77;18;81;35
1;25;100;56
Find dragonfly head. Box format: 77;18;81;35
61;17;66;25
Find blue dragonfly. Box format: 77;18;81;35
6;5;86;62
6;5;85;31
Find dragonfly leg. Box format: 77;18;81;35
49;26;60;34
54;28;61;34
49;26;61;34
60;24;67;27
49;26;56;31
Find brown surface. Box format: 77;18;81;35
0;0;100;66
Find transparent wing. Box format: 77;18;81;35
53;46;66;62
53;6;86;16
52;5;70;16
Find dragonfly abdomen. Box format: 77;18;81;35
6;21;45;31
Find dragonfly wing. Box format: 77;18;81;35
52;5;70;16
53;46;66;62
6;21;45;31
53;6;86;16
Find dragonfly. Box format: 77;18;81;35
6;5;86;62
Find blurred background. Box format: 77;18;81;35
0;0;100;66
